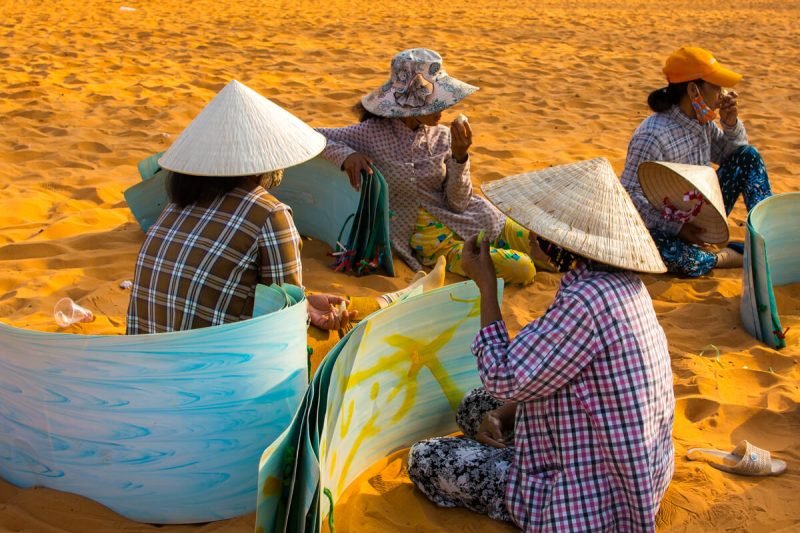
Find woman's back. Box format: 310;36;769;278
126;184;301;334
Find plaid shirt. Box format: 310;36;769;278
621;105;748;235
472;263;674;531
126;185;302;334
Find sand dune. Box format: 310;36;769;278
0;0;797;531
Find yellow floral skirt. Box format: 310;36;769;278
409;209;536;285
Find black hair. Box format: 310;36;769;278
536;237;577;273
647;79;703;113
354;101;385;123
167;171;253;208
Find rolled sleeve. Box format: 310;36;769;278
258;206;303;287
471;297;597;402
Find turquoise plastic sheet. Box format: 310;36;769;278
255;280;502;532
740;192;800;349
125;155;373;259
0;285;308;523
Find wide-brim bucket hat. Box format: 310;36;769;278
361;48;478;118
638;161;729;244
481;158;667;273
159;80;326;177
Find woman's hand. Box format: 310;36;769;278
476;409;509;448
342;152;373;192
450;119;472;163
307;293;357;331
678;222;710;247
462;234;497;291
719;90;739;128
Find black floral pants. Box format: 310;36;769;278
407;388;514;522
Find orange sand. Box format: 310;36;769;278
1;0;798;531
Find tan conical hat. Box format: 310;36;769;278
481;158;667;273
158;80;326;177
638;161;728;244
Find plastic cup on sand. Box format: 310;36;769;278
54;298;95;327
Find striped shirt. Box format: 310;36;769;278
472;263;674;531
126;184;302;334
620;105;748;235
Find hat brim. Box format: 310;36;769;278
638;161;730;244
481;159;668;274
361;75;478;118
157;80;327;177
702;64;743;87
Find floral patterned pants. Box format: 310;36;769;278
407;388;514;522
651;145;773;277
410;209;537;285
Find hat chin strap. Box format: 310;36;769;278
661;190;706;223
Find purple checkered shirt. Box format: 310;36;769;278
472;263;674;531
620;105;748;235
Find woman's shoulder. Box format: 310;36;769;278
230;185;290;216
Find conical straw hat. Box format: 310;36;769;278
638;161;728;244
158;80;326;177
481;158;667;273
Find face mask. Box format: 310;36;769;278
690;85;716;124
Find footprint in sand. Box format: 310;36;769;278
677;397;720;424
73;142;112;154
9;109;54;121
62;73;85;85
37;126;68;137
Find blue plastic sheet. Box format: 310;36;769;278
0;285;308;523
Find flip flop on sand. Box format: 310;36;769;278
687;440;787;476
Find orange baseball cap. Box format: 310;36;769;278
663;46;742;87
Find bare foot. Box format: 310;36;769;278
414;255;446;292
716;247;744;269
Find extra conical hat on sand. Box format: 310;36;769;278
638;161;729;244
158;80;326;177
481;157;667;273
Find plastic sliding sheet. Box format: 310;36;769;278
124;154;393;275
255;280;501;533
0;285;308;523
740;192;800;349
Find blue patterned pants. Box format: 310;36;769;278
651;145;773;277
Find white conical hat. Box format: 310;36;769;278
158;80;326;177
638;161;729;244
481;158;667;273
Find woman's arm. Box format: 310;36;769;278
443;121;473;212
709;120;748;164
317;121;379;169
620;131;683;235
471;296;597;403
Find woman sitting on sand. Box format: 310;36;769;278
127;80;441;334
407;159;675;531
317;48;567;286
621;46;773;277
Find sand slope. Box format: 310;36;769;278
0;0;798;531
